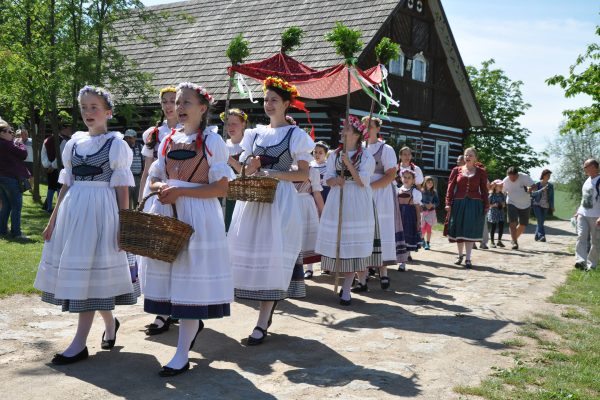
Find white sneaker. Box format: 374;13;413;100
398;263;406;272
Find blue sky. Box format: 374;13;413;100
142;0;598;176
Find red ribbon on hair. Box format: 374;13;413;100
290;98;314;140
161;129;177;157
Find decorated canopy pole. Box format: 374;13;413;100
365;37;401;146
325;22;363;293
224;33;251;139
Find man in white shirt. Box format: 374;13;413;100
502;166;535;250
575;159;600;271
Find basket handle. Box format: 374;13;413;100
137;191;179;219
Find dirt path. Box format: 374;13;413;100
0;220;576;399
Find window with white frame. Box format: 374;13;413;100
389;49;405;76
412;52;427;82
435;141;449;170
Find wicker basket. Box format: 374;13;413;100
119;192;194;263
227;159;279;203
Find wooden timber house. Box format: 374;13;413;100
113;0;483;181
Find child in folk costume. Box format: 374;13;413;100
352;116;397;291
315;115;376;306
397;169;422;271
421;176;439;250
283;116;325;281
34;86;137;365
221;108;248;231
398;146;424;188
221;108;248;174
311;141;331;202
142;82;233;377
228;77;315;345
487;180;506;248
139;87;183;336
444;147;489;268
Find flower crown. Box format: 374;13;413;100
263;76;299;99
220;108;248;122
345;115;367;135
159;86;177;101
78;85;114;110
176;82;216;105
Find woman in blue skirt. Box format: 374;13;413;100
444;147;489;268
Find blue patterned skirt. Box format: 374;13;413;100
448;197;485;242
399;204;422;251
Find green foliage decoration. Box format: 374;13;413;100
325;22;363;63
226;33;250;65
281;26;304;54
375;37;400;65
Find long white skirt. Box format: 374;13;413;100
372;177;397;263
298;193;319;257
141;180;234;306
228;180;302;291
315;181;375;258
34;181;134;300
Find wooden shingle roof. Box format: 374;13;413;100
114;0;401;99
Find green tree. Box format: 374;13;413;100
546;25;600;134
465;59;545;179
548;123;600;201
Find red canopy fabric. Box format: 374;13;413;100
229;52;382;100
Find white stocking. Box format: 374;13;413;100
165;319;200;369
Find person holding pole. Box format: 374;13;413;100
315;115;376;306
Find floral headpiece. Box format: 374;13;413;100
159;86;177;101
176;82;216;105
285;115;297;125
344;115;368;136
78;85;114;110
220;108;248;122
263;76;299;99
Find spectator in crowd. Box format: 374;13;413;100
16;128;34;175
531;169;555;242
41;121;73;213
502;166;535;250
124;129;143;209
456;155;465;167
575;159;600;271
0;119;30;240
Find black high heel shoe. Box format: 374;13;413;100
101;318;120;350
51;347;89;365
189;320;204;350
159;362;190;377
246;326;268;346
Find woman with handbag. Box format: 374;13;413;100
0;119;30;240
228;77;315;346
143;82;234;377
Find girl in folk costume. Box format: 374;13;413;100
142;82;234;377
311;141;331;202
34;86;138;365
397;146;424;188
354;116;398;291
139;87;183;336
221;108;248;174
487;180;506;248
397;169;423;271
315;115;376;306
421;176;439;250
221;108;248;231
284;115;325;281
445;147;489;268
228;77;315;345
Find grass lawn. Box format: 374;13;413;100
454;267;600;400
553;189;581;221
0;186;48;297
